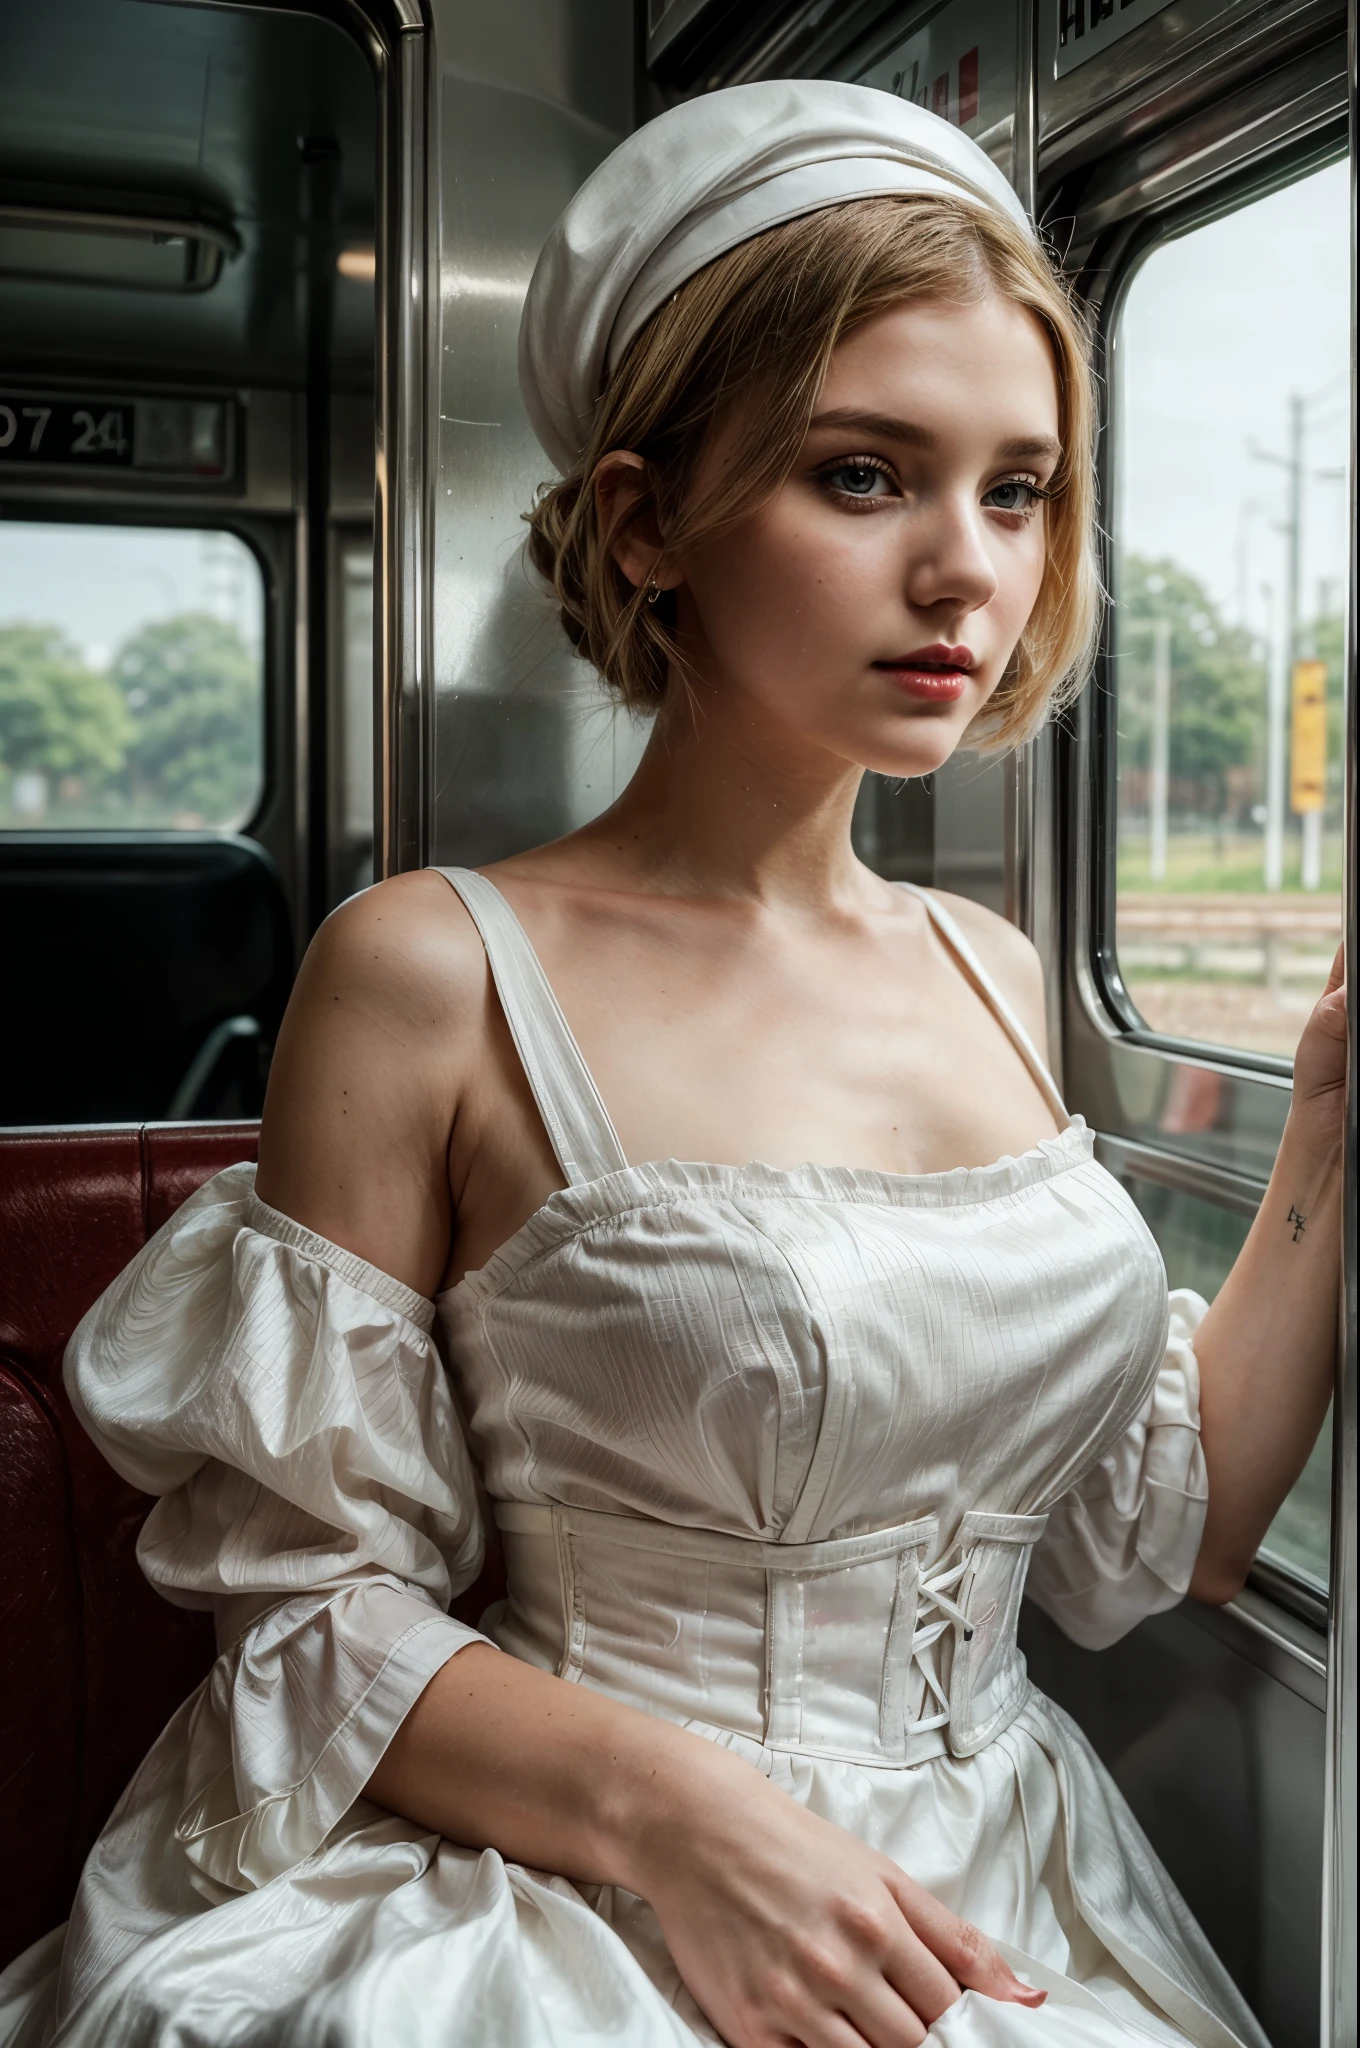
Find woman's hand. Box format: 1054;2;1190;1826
373;1651;1039;2048
629;1747;1043;2047
1290;943;1347;1152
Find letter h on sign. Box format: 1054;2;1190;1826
1060;0;1139;42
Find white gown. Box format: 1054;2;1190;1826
0;869;1266;2048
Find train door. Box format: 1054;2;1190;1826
0;0;382;1125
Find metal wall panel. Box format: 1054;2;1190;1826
1037;0;1342;177
424;0;640;871
1020;1600;1326;2048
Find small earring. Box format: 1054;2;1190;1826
645;575;662;605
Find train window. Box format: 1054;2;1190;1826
1122;1173;1331;1593
1122;1179;1335;1589
0;518;264;832
1110;159;1349;1060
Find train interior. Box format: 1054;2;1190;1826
0;0;1354;2041
0;0;378;1125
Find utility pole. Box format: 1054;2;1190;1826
1261;580;1286;890
1251;396;1304;889
1251;389;1338;893
1149;616;1172;884
1285;392;1304;681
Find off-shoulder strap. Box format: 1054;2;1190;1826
899;883;1069;1126
432;868;629;1187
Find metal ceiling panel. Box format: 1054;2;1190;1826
0;0;378;389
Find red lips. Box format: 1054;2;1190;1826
873;644;975;703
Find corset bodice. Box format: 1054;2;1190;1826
433;869;1171;1762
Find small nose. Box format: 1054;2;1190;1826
902;492;999;621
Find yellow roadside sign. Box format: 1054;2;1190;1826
1290;659;1327;814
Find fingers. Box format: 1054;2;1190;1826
1308;978;1348;1044
776;1894;945;2048
817;2006;926;2048
885;1874;1045;2011
1323;943;1345;996
878;1923;960;2029
777;1920;933;2048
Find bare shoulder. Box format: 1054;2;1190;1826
293;868;486;1024
255;870;490;1291
921;888;1049;1051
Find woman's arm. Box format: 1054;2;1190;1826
1188;948;1347;1603
368;1643;1039;2047
255;874;467;1293
257;876;1040;2048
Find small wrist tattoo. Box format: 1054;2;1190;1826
1287;1204;1307;1242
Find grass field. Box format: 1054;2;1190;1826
1116;827;1345;895
1114;833;1342;1054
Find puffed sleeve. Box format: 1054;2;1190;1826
64;1163;494;1897
1026;1289;1210;1652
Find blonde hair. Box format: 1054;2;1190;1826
526;194;1098;750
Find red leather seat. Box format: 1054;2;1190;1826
0;1123;258;1972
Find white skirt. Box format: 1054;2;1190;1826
1;1680;1260;2048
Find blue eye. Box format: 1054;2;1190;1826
983;478;1044;514
825;460;892;499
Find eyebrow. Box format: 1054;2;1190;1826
807;408;1062;463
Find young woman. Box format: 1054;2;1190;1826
2;80;1343;2048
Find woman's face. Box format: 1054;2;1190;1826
666;290;1062;778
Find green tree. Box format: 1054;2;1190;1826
1116;557;1265;816
112;612;262;826
0;623;131;782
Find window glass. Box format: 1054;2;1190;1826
0;520;264;831
1112;160;1349;1058
1124;1174;1330;1592
334;539;375;904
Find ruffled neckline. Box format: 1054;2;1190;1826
443;1117;1094;1309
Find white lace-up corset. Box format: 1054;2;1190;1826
435;868;1173;1768
492;1501;1050;1764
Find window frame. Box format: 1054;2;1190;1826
1058;120;1349;1623
0;499;280;841
1085;130;1350;1083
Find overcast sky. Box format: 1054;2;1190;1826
1117;155;1350;634
0;158;1349;668
0;520;261;669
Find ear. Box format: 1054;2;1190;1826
593;451;683;595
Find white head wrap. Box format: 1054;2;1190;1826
519;79;1034;474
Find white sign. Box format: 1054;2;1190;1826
858;0;1018;159
1054;0;1177;78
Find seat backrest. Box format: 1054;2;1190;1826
0;835;292;1125
0;1122;258;1970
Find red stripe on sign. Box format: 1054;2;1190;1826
959;47;979;125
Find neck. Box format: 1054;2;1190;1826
579;671;880;911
